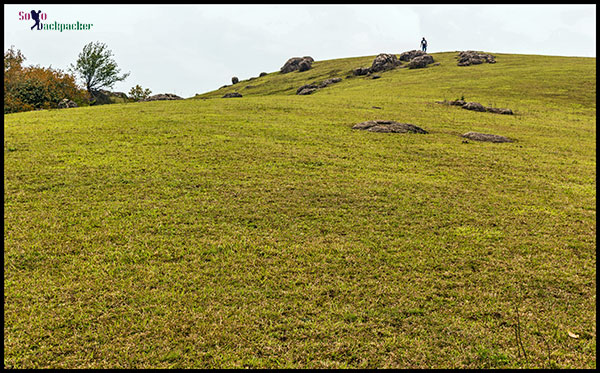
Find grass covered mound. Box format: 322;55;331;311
4;51;596;369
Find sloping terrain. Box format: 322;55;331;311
4;51;596;368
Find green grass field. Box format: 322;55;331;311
4;51;596;368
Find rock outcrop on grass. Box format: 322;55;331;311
436;99;513;115
353;53;405;77
353;67;371;76
142;93;183;101
408;55;435;69
461;132;513;143
296;77;342;95
232;76;239;84
297;84;318;95
399;50;427;61
280;56;314;73
370;53;403;73
352;120;428;134
222;92;243;98
457;51;496;66
462;102;487;112
398;50;436;69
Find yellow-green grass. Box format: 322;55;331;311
4;51;595;368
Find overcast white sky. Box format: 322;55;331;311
4;4;596;98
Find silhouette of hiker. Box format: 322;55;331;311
30;10;42;30
421;37;428;53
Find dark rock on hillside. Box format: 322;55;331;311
408;54;435;69
353;67;371;76
318;77;342;88
437;99;514;115
462;102;487;112
222;92;243;98
352;120;428;134
58;98;78;108
298;60;312;72
296;84;319;95
297;87;317;95
457;51;496;66
486;107;513;115
280;56;314;73
370;53;402;73
142;93;183;101
90;90;111;105
436;99;466;106
461;132;513;143
232;76;239;84
399;50;427;61
259;72;268;77
296;77;342;95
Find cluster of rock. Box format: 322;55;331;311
141;93;183;102
58;98;78;109
353;53;401;76
399;50;437;69
352;119;513;143
456;51;496;66
353;51;436;77
222;92;243;98
461;132;513;143
280;56;314;73
436;99;513;115
352;120;429;134
296;77;342;95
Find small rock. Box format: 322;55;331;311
462;102;487;112
296;84;318;95
461;132;513;143
58;98;78;108
486;107;514;115
353;67;371;76
352;120;428;134
222;92;243;98
297;87;317;95
232;76;239;84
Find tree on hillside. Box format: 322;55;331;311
128;84;152;102
70;41;130;103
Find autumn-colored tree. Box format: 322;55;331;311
4;46;87;113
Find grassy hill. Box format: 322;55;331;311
4;51;596;368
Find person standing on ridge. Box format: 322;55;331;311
421;37;428;53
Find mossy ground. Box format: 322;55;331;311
4;51;595;368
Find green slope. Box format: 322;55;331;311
4;51;596;369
